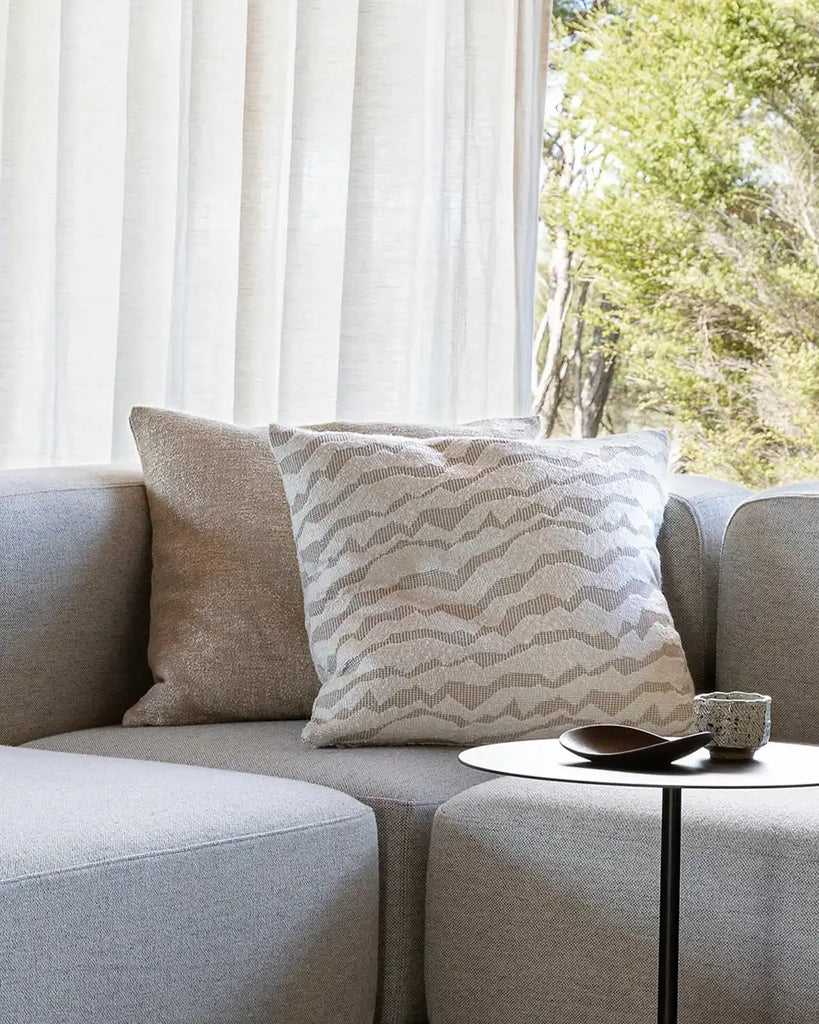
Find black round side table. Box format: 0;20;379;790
459;739;819;1024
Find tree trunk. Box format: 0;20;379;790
580;314;619;438
569;281;590;438
534;129;579;437
533;227;574;435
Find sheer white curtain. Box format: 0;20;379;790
0;0;550;468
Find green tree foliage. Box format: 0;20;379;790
535;0;819;486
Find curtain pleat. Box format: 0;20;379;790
0;0;549;468
55;0;129;462
514;0;551;407
277;0;359;424
458;0;519;423
337;0;449;422
234;0;298;425
169;0;248;416
0;1;9;144
112;0;185;459
0;1;62;466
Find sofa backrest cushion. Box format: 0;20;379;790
0;467;151;745
718;486;819;744
658;474;750;693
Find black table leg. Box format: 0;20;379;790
658;787;681;1024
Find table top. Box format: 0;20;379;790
459;739;819;790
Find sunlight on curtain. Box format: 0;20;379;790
0;0;549;468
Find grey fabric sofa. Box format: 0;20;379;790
0;464;753;1024
425;483;819;1024
1;746;378;1024
425;774;819;1024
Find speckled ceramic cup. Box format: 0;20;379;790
693;691;772;761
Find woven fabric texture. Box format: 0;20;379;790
25;720;487;1024
718;487;819;744
1;746;378;1024
270;426;695;746
0;466;151;745
426;776;819;1024
658;475;749;691
125;407;541;726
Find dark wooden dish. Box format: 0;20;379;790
559;725;712;770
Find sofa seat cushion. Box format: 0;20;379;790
26;720;487;1024
426;776;819;1024
1;745;378;1024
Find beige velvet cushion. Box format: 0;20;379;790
125;407;538;726
269;426;695;747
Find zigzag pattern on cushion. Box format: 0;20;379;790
269;427;695;748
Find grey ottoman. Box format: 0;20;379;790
0;747;378;1024
426;776;819;1024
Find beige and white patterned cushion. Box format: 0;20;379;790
269;426;695;747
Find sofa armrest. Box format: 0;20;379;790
659;475;751;692
717;484;819;743
0;467;151;745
